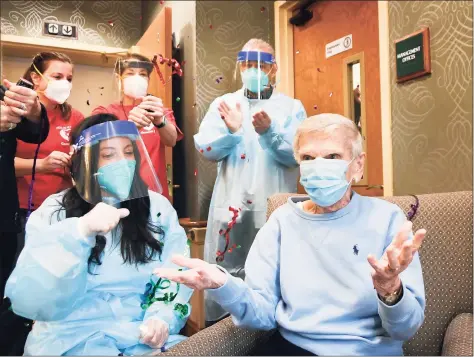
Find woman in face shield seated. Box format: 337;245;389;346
156;114;427;356
92;53;183;200
5;114;192;356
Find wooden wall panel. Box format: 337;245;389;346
294;1;383;192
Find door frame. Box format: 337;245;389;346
342;52;369;187
274;0;394;196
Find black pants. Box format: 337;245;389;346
0;232;18;300
0;209;27;301
252;331;316;356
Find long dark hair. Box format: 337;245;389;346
23;51;73;121
60;113;163;272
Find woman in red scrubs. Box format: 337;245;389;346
15;51;84;234
92;53;183;200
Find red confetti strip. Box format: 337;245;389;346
241;154;246;159
216;206;240;262
194;169;198;176
151;54;183;86
209;24;213;29
247;200;253;204
206;146;212;151
260;6;266;12
199;149;204;153
313;105;318;110
108;21;114;27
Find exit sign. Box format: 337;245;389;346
43;21;78;39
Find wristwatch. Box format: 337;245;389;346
155;115;167;129
379;284;403;306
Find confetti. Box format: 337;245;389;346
192;103;196;108
313;105;318;110
194;169;198;176
317;68;323;73
199;149;204;153
176;43;180;49
216;206;240;262
260;6;266;12
176;97;181;102
182;60;186;65
86;100;90;105
108;21;114;27
329;92;333;97
160;0;164;4
99;86;104;89
296;50;300;54
237;245;241;249
206;146;212;151
247;200;253;204
157;212;161;218
209;24;213;29
241;154;246;159
215;76;223;84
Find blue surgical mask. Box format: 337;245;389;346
299;158;354;207
97;159;136;201
241;68;269;93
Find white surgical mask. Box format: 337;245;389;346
122;75;148;99
44;79;72;104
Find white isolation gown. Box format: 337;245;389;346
194;88;307;322
5;190;193;356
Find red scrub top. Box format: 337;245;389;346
16;107;84;210
92;102;183;200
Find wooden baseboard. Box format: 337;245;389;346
184;227;207;335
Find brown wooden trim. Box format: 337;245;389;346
395;27;431;83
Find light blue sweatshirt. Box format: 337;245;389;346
207;193;425;356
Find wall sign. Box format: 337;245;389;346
395;27;431;83
326;34;352;59
43;21;78;39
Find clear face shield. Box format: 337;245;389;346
71;120;162;205
234;50;277;100
115;58;153;100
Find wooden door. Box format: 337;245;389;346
131;7;175;202
293;1;384;197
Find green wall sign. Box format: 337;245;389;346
395;28;431;83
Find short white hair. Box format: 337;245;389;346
242;38;275;57
293;113;363;162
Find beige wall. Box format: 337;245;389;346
0;1;142;48
389;1;473;195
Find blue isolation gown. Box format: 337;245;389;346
194;88;307;322
5;190;193;356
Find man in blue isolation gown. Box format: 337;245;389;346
194;39;307;324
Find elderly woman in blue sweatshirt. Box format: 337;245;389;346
6;114;192;356
156;113;426;356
